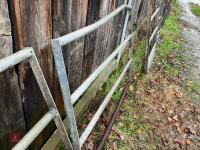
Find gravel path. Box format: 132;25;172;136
179;0;200;105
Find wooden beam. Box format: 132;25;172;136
0;0;26;149
8;0;54;149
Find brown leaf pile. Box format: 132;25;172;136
137;73;200;149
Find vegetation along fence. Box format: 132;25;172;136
0;0;170;149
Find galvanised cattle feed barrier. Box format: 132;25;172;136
0;0;169;149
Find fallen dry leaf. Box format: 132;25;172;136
173;115;179;121
186;139;193;146
87;140;94;150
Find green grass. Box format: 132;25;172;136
191;3;200;17
156;1;182;76
103;56;127;102
134;39;146;74
112;2;183;147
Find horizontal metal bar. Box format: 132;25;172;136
12;109;56;150
0;48;33;73
56;4;132;46
117;0;133;66
29;52;73;149
51;40;81;149
120;0;133;44
117;17;147;60
151;7;160;21
147;43;157;72
79;59;132;146
71;34;132;104
149;26;159;44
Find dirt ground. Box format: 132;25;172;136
78;1;200;149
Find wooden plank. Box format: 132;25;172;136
92;0;122;70
81;0;100;81
52;0;72;118
0;0;26;149
52;0;89;119
82;0;124;81
8;0;54;149
52;0;88;92
92;0;113;69
42;60;116;150
130;0;143;26
68;0;88;92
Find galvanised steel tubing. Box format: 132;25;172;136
71;18;147;104
149;26;159;44
71;34;132;104
29;50;73;150
151;7;160;21
12;109;56;150
56;4;132;46
147;42;157;71
0;48;32;72
79;59;132;146
120;0;133;43
117;0;133;66
0;48;73;149
52;40;81;150
115;17;147;66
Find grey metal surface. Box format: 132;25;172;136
50;4;134;149
56;4;132;46
29;50;73;150
52;40;81;150
120;0;133;44
147;43;157;71
79;59;132;146
128;46;134;78
117;0;133;66
12;109;56;150
151;7;160;21
0;48;73;150
0;48;32;72
71;34;132;104
149;26;159;44
146;1;164;73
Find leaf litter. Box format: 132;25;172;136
75;2;200;149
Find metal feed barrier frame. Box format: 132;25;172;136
51;1;135;149
145;0;164;73
0;48;73;150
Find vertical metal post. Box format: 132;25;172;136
52;40;81;150
116;0;133;67
144;0;152;73
28;48;73;150
128;44;134;78
156;1;162;42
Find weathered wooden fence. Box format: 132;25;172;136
0;0;170;149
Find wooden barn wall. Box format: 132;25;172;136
0;0;169;149
0;1;26;149
8;0;54;149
